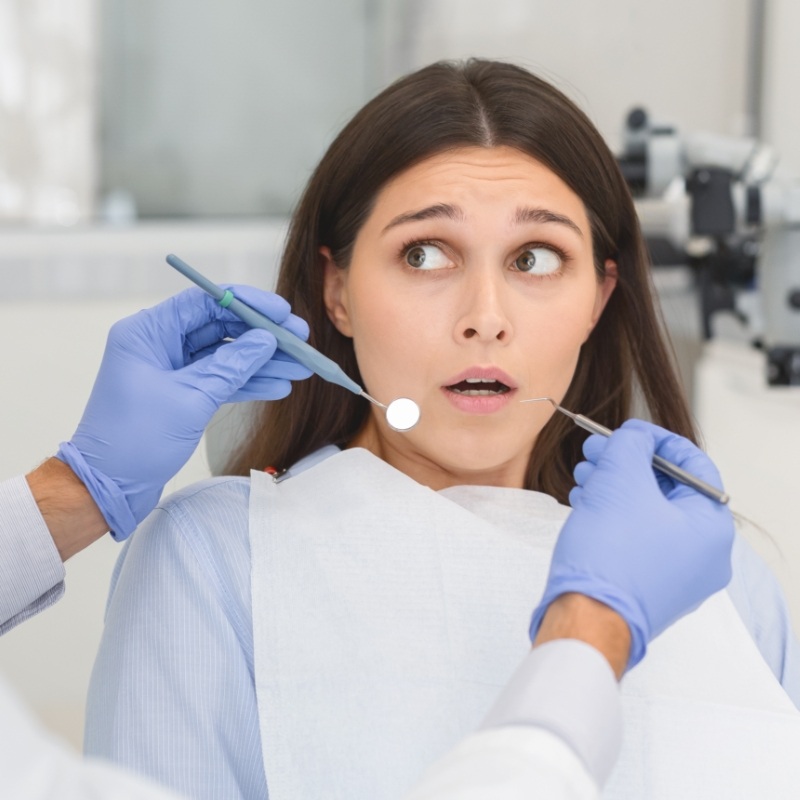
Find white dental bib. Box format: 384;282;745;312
249;448;800;799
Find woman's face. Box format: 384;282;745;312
323;146;617;490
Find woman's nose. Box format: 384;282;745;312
455;271;513;344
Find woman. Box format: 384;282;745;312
85;60;800;799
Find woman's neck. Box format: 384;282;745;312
346;419;528;491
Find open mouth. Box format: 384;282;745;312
446;378;512;396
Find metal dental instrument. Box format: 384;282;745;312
521;397;730;505
166;254;420;432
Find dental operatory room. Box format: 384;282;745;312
3;0;800;798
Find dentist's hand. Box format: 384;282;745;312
529;419;734;672
56;286;312;541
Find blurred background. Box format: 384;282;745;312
1;0;799;750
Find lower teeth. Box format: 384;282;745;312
452;388;504;396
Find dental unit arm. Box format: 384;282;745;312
617;108;800;385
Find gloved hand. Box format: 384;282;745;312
56;286;312;540
529;419;734;671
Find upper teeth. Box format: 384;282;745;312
452;377;509;396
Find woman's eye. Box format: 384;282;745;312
514;247;562;276
404;244;451;270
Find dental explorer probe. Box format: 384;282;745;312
166;254;420;432
521;397;730;505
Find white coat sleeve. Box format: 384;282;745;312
0;668;185;799
0;476;65;634
403;727;599;800
403;640;619;800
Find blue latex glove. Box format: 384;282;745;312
529;419;734;671
56;286;312;541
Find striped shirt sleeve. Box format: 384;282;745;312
0;476;65;635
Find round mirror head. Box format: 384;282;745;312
385;397;420;432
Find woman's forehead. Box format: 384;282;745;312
367;146;590;234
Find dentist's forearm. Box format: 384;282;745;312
533;593;631;680
26;458;109;561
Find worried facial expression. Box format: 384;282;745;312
322;146;617;490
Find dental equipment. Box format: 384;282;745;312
166;254;421;432
521;397;730;505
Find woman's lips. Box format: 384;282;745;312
442;386;516;414
440;368;519;414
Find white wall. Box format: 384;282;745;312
99;0;371;217
762;0;800;174
0;0;97;224
379;0;752;148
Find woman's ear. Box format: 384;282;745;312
320;246;353;337
586;259;619;337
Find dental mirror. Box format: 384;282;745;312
384;397;421;432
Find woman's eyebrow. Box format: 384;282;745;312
382;203;466;233
514;206;584;238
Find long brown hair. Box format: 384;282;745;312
227;59;695;503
